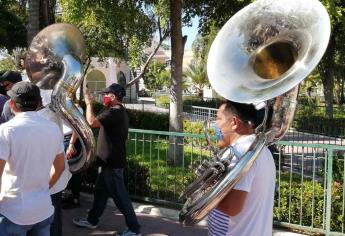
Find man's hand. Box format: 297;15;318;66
85;88;101;128
49;153;65;188
84;89;94;106
66;144;76;160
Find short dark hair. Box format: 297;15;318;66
0;71;22;84
7;81;41;111
223;100;265;128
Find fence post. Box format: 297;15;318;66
325;147;333;236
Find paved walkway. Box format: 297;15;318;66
62;193;305;236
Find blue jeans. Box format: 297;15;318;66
87;167;140;234
0;214;53;236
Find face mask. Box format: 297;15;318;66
103;96;111;107
215;126;224;141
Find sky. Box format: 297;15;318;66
182;17;200;50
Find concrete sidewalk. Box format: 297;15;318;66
62;193;305;236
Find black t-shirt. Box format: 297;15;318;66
97;104;129;168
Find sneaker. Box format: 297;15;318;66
72;218;97;229
120;229;141;236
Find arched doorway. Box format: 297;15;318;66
86;70;106;102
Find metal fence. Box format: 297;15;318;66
126;129;345;236
183;105;218;122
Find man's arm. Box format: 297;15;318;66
49;152;65;188
0;159;6;191
84;92;101;128
216;189;248;216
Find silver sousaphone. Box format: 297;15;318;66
179;0;330;225
25;23;96;173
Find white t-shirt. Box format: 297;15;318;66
0;112;64;225
208;134;276;236
37;107;72;195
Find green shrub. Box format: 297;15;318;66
319;153;344;184
125;155;151;196
156;96;170;108
293;115;345;137
183;97;224;109
183;120;204;135
274;173;344;232
78;155;151;196
293;103;345;137
127;109;169;131
155;96;224;110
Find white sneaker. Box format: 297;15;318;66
120;229;142;236
72;218;97;229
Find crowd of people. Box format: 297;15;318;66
0;70;276;236
0;71;141;236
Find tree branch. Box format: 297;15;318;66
127;29;169;87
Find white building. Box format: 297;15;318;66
85;45;195;102
84;57;137;103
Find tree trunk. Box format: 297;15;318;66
321;71;334;119
168;0;184;165
39;0;56;29
340;75;344;104
27;0;40;45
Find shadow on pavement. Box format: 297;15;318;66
62;198;207;236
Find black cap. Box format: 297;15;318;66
0;71;22;84
7;81;41;108
102;83;126;101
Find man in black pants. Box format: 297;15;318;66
73;83;141;236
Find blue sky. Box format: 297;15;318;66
182;17;200;50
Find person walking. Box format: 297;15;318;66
73;83;141;236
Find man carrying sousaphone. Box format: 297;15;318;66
207;101;275;236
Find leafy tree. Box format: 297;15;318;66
0;0;27;50
144;61;171;90
318;0;345;119
184;0;251;36
127;0;171;86
0;58;16;71
191;24;218;65
60;0;155;59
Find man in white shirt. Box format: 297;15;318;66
37;89;72;236
0;81;65;236
208;101;276;236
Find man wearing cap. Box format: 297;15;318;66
0;81;65;235
73;83;141;236
0;71;22;123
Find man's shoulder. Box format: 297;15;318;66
101;105;126;117
110;104;126;112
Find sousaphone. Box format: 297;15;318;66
179;0;330;225
26;23;96;173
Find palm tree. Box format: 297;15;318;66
183;63;209;97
